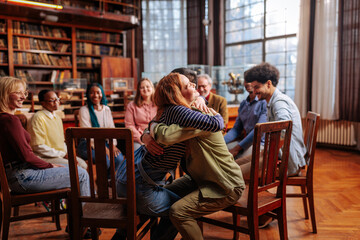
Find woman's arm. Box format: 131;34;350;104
151;122;204;146
79;106;92;128
164;105;224;132
6;117;53;169
124;102;142;143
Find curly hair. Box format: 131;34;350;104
244;62;280;87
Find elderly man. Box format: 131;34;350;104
28;89;87;169
197;74;228;129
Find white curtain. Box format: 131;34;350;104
295;0;339;120
311;0;339;120
294;0;311;117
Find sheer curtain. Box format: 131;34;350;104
294;0;311;117
311;0;339;120
142;0;187;79
295;0;339;120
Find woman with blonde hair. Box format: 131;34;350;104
114;73;224;240
125;78;157;150
0;76;89;196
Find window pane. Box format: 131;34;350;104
225;0;300;100
142;0;187;75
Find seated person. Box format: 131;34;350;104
224;80;267;159
197;74;228;129
28;90;87;169
0;76;90;196
77;83;122;171
125;78;157;151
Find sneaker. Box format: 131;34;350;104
258;215;273;229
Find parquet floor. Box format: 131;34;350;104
6;147;360;239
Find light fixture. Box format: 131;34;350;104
7;0;63;10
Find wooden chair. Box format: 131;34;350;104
65;127;155;240
286;111;320;233
74;109;80;127
199;120;293;240
0;153;70;240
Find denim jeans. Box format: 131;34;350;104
115;148;180;240
77;139;123;172
6;164;90;197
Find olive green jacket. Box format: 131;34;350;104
153;122;245;198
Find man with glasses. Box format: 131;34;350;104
28;89;87;169
197;74;228;130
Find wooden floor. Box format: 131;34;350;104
6;147;360;239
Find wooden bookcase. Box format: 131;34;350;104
0;16;126;87
0;19;8;77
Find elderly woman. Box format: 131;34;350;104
0;76;89;196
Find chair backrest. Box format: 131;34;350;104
73;109;80;127
303;111;320;176
65;127;136;237
248;120;292;209
0;152;11;207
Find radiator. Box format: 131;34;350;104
307;119;357;146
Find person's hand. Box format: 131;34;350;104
142;133;163;156
114;146;121;157
192;97;210;113
229;145;243;158
52;163;65;168
208;108;219;116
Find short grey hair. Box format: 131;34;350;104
197;74;213;86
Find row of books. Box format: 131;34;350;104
15;69;72;83
13;21;68;38
13;37;70;53
15;69;35;82
76;30;123;44
78;71;99;83
49;70;72;84
0;38;6;48
76;42;123;56
77;57;101;68
13;52;72;66
0;52;7;63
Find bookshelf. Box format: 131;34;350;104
76;28;124;82
0;19;8;76
0;16;127;87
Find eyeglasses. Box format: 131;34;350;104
47;97;61;103
11;90;29;98
197;84;208;89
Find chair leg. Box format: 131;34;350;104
248;214;259;240
307;182;317;233
1;204;11;240
301;185;309;219
54;199;61;230
277;206;288;240
232;212;240;240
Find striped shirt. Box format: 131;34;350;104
145;105;224;170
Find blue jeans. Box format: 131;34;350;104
77;139;123;172
115;147;180;240
6;164;90;197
